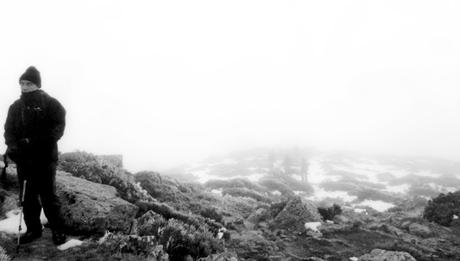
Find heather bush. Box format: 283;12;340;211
137;211;223;260
136;201;222;231
138;210;169;236
318;204;342;221
59;151;150;203
199;206;224;223
267;200;288;218
423;191;460;226
220;194;262;219
135;172;227;223
135;171;191;208
98;232;169;260
159;219;223;260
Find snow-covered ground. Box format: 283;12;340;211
57;239;83;250
308;157;342;184
306;185;357;203
384;184;410;194
352;200;395;212
415;170;442;178
188;168;264;183
0;209;47;234
210;189;223;196
427;183;457;193
182;150;458;213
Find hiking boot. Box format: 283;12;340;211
19;230;42;244
52;230;67;245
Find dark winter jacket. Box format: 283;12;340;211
4;90;66;163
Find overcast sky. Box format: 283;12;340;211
1;1;459;172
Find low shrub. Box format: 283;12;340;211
318;204;342;221
98;233;168;260
59;151;150;203
137;211;223;260
423;191;460;226
220;194;262;219
199;207;224;223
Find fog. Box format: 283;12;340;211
1;1;459;172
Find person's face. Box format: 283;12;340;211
20;80;39;93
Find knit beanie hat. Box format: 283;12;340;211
19;66;41;88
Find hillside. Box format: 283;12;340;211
165;148;460;212
0;149;460;260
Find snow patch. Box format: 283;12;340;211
353;200;395;212
246;173;264;182
211;189;222;196
308;158;341;184
273;160;283;169
0;209;47;234
415;170;442;178
353;208;368;214
428;183;456;193
384;184;410;194
206;158;238;167
190;168;214;183
271;190;282;196
98;231;110;244
191;168;264;184
57;239;83;251
334;159;409;183
217;227;227;239
306;185;357;203
304;222;322;232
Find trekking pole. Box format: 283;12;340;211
16;179;27;254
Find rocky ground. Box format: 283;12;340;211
0;151;460;260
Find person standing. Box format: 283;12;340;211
4;66;67;245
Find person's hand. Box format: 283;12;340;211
6;146;22;164
18;138;31;151
18;138;30;147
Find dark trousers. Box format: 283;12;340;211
17;161;64;233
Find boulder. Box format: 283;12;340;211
56;172;138;235
358;249;416;261
270;196;322;233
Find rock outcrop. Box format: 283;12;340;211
270;196;322;233
56;172;138;235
